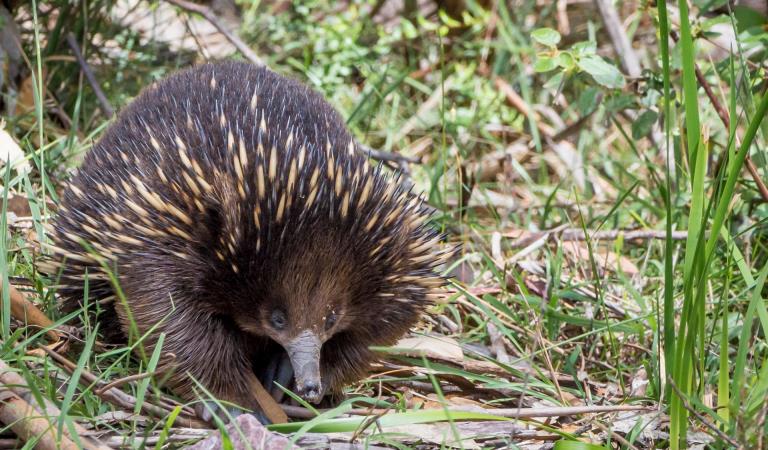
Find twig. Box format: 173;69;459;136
559;228;688;241
505;227;688;249
593;0;642;78
164;0;264;67
668;379;740;448
486;322;510;364
5;283;59;342
593;0;672;171
41;346;210;429
65;33;114;118
0;359;112;450
0;388;81;450
358;143;420;165
95;371;157;395
669;31;768;203
0;439;20;449
592;420;642;450
494;77;556;138
284;403;650;420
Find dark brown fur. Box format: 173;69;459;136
43;62;450;415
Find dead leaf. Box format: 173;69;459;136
562;241;639;276
630;367;649;397
393;335;464;362
0;122;31;176
420;394;489;410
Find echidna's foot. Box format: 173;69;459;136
195;400;266;425
262;352;294;403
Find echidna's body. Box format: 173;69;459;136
45;62;448;419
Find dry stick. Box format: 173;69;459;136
494;77;556;139
593;0;642;78
40;346;210;429
0;389;80;450
486;322;510;364
558;228;688;241
505;228;688;250
592;420;642;450
6;283;59;342
0;359;112;450
670;31;768;204
668;380;740;448
358;143;420;165
536;330;567;406
95;371;156;395
593;0;670;166
65;33;114;119
164;0;264;67
282;404;650;420
0;439;20;449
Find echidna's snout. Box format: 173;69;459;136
285;330;324;403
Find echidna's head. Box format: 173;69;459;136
232;236;359;402
220;179;450;403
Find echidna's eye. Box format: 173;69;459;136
270;310;287;330
325;312;337;331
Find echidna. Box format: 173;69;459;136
42;61;451;421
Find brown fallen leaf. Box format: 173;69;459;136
419;394;490;411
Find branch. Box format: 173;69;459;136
41;346;209;429
6;283;59;342
505;227;688;249
0;359;112;450
669;379;740;448
668;31;768;204
357;143;420;165
164;0;264;67
66;33;115;118
0;389;81;450
281;403;650;420
593;0;642;78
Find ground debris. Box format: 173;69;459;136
186;415;293;450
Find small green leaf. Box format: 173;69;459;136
604;93;636;113
401;19;419;39
543;71;564;91
534;55;558;72
269;409;509;434
571;41;597;56
577;87;601;115
438;10;463;28
531;27;561;46
554;440;608;450
631;109;659;140
557;51;575;70
700;15;731;32
577;55;625;89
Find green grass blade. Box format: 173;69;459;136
705;91;768;261
270;409;510;434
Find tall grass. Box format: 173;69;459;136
660;1;768;446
